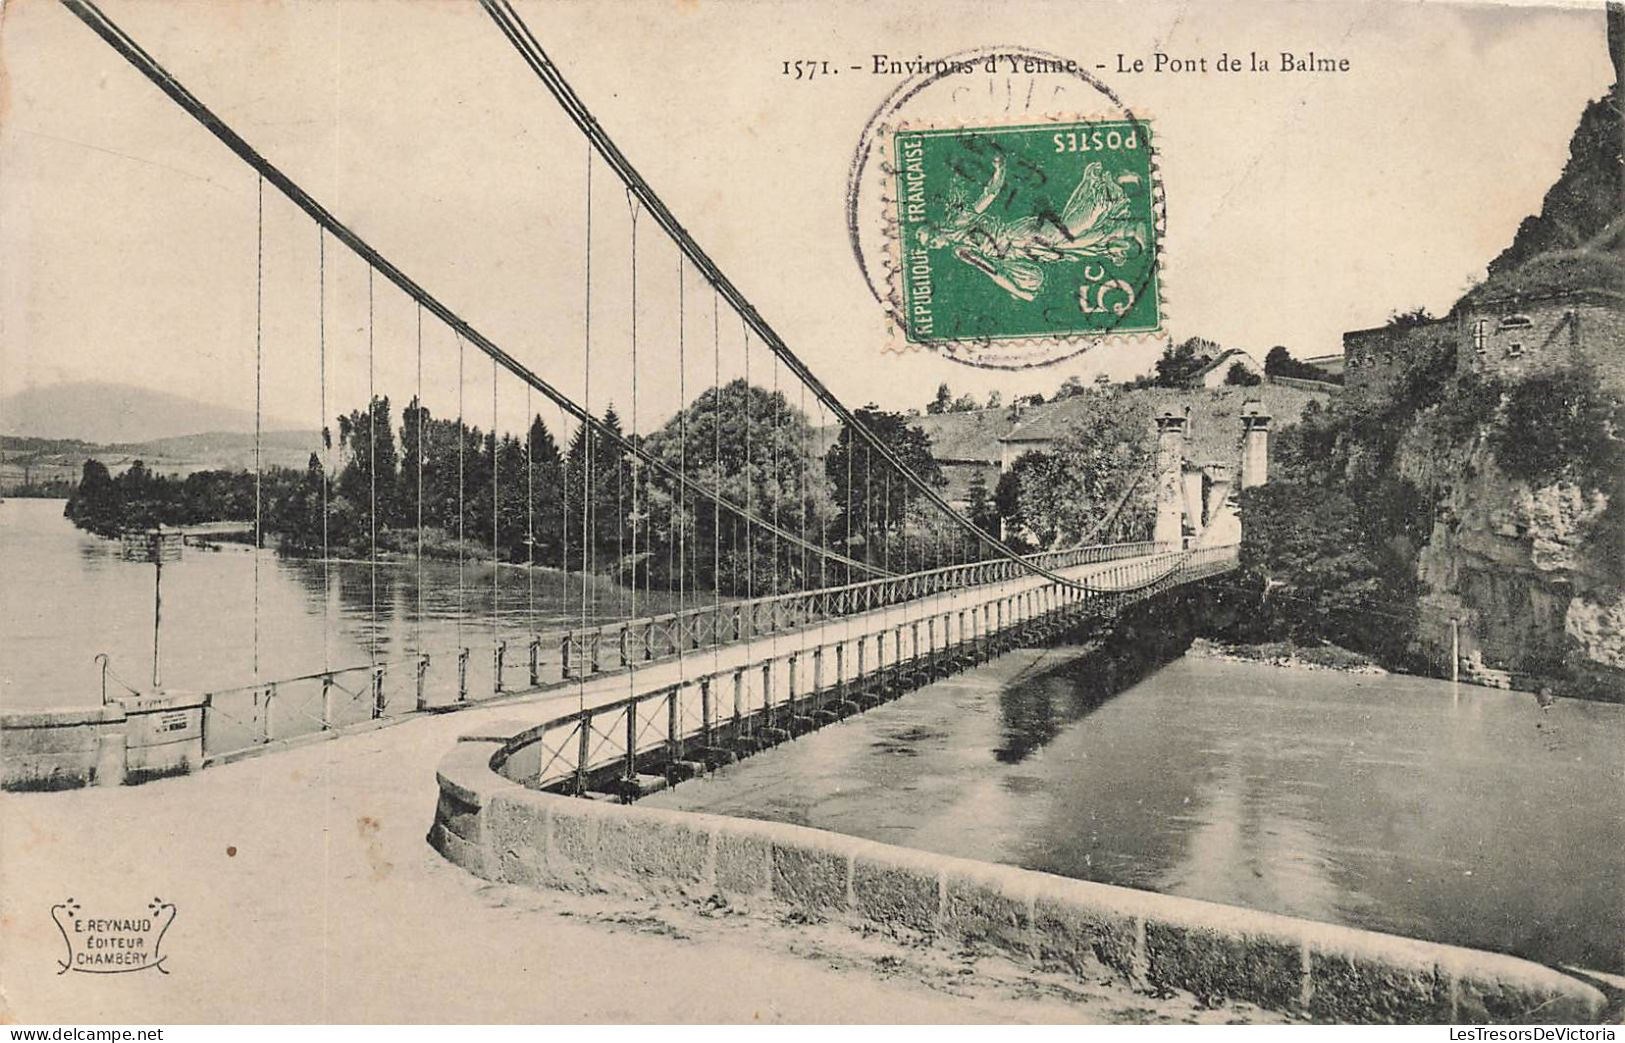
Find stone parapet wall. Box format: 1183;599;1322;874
1;694;205;791
430;733;1608;1025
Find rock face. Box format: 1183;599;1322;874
1410;434;1621;698
1396;56;1624;700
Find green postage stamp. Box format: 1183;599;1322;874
891;119;1161;361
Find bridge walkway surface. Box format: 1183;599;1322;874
0;644;1283;1024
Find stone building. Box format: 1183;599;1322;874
1455;262;1625;391
1341;319;1455;403
1185;348;1265;388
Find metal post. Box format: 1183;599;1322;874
528;639;540;687
416;655;431;711
733;668;745;738
151;553;163;689
668;686;681;761
619;625;631;667
493;641;506;693
322;673;335;728
700;677;713;747
624;700;638;781
371;666;385;719
575;713;591;795
560;634;573;680
457;647;470;702
263;683;276;743
1450;618;1460;683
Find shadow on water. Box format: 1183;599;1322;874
994;592;1204;765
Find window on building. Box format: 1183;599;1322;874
1499;314;1533;330
1473;319;1488;354
1508;341;1524;358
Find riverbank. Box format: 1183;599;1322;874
1186;637;1387;674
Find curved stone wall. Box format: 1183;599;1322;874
429;729;1608;1025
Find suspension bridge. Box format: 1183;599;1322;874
10;0;1248;792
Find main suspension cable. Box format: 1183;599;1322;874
57;0;880;582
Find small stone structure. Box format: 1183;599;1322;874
1;693;205;790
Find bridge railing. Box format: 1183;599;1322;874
561;539;1167;672
183;539;1209;762
489;544;1238;794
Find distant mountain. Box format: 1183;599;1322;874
0;429;322;489
0;381;303;444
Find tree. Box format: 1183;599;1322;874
1053;374;1089;400
641;379;828;593
523;415;565;562
65;459;119;535
926;382;954;415
1000;394;1155;549
335;396;400;550
268;453;329;554
964;469;999;538
1237;483;1415;659
1153;337;1218;387
1386;306;1434;329
826;404;943;571
1488;363;1623;493
1225;362;1262;386
564;406;630;563
1264;345;1334;382
984;390;1003;410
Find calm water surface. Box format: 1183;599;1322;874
648;646;1625;972
0;497;677;709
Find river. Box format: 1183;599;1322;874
0;497;679;711
7;496;1623;972
646;645;1625;973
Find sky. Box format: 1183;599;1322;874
0;0;1616;438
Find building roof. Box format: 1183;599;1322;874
996;384;1329;467
1187;348;1261;383
909;408;1012;464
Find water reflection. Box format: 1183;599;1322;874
648;647;1625;973
0;497;683;708
993;636;1154;763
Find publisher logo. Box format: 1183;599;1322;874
50;897;175;975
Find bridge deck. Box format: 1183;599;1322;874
467;545;1236;793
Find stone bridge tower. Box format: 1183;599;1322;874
1240;400;1272;489
1154;411;1188;547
